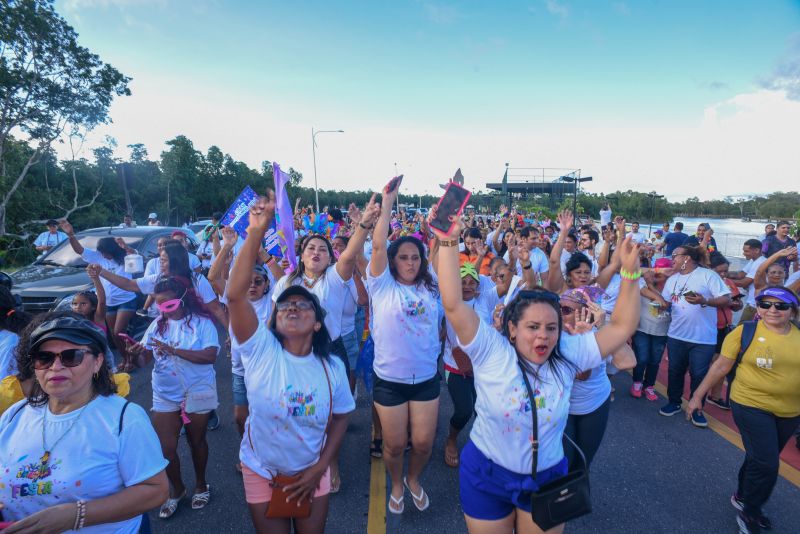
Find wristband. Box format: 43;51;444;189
74;500;86;530
619;268;642;281
437;239;459;247
522;262;532;270
359;222;373;231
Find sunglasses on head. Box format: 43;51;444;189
276;300;315;312
757;301;793;311
32;349;92;370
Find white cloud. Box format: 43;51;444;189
544;0;569;19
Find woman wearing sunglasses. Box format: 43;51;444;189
686;286;800;534
0;314;168;533
227;192;354;534
433;204;642;534
126;277;219;519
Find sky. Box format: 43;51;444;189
52;0;800;202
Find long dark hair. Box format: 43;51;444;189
287;235;335;285
387;236;438;295
267;292;331;360
163;242;193;279
73;290;99;319
497;229;514;258
501;290;577;387
153;276;213;337
15;311;117;407
0;286;31;334
97;237;127;265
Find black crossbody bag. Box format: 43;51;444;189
518;361;592;531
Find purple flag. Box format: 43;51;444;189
273;163;298;272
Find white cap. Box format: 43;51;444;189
148;212;157;219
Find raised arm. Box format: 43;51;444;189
592;237;642;356
336;196;380;281
545;210;572;292
227;191;275;344
92;264;141;293
88;269;107;325
207;227;237;296
516;244;538;289
58;220;84;255
429;208;480;346
369;180;400;277
754;247;795;292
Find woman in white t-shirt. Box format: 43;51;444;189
226;192;355;534
0;287;31;380
658;245;731;427
60;220;138;359
368;179;445;514
0;315;168;533
126;276;220;519
433;205;643;534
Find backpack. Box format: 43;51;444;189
726;320;758;387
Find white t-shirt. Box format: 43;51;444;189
197;241;214;269
34;231;68;249
568;350;610;416
0;396;167;533
136;273;217;304
82;249;136;308
661;268;730;345
457;321;602;474
599;208;612;226
560;249;573;275
142;315;219;404
443;277;499;371
231;295;273;376
0;330;19;379
742;256;767;306
367;264;442;384
340;278;358;335
504;274;525;306
485;230;498;254
145;254;201;277
787;269;800;288
233;324;354;477
627;231;647;245
272;265;348;340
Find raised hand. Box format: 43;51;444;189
427;204;461;240
586;301;606;328
248;190;276;233
221;226;239;247
359;194;380;228
557;209;574;231
615;236;641;274
86;263;103;278
517;243;530;266
58;219;74;235
348;202;362;226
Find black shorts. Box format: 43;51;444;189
373;373;441;407
716;327;732;354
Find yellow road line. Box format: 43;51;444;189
367;447;386;534
651;381;800;488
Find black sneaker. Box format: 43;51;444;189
207;410;220;431
706;397;731;410
737;512;761;534
731;494;771;530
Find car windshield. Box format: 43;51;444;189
40;235;145;268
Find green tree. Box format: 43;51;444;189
0;0;130;235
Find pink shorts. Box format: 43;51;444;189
241;464;331;504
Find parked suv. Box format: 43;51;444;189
9;226;198;315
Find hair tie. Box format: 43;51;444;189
6;309;15;317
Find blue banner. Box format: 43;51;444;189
220;185;283;258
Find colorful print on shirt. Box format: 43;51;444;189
284;385;319;417
6;454;59;499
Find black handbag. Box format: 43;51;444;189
518;361;592;531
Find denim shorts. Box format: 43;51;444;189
341;329;360;369
460;440;568;520
232;372;248;406
106;295;139;313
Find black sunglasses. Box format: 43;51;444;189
757;301;792;311
32;349;92;370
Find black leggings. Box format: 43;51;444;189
446;372;476;431
565;397;611;470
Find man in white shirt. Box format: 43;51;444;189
599;203;612;227
578;228;601;275
33;219;68;253
728;239;767;322
118;214;137;228
147;212;161;226
626;221;647;244
560;232;578;275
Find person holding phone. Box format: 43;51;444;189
369;177;443;515
432;203;642;533
658;246;731;427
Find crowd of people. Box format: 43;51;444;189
1;185;799;534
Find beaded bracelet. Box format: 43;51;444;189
619;268;642;281
74;500;86;530
437;238;459;247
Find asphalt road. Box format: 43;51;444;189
126;354;800;534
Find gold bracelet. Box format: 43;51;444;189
437;239;459;247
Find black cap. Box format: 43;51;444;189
275;285;326;319
30;316;110;354
46;219;58;226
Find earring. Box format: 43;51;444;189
681;260;688;271
510;335;516;344
93;372;99;379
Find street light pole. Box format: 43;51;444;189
648;191;663;238
311;128;344;213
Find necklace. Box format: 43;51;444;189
668;269;697;303
302;274;321;289
41;398;94;466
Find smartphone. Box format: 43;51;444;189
683;291;698;298
117;333;136;346
385;174;403;194
430;183;472;234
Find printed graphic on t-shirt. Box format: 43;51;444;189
284;386;319;417
8;454;59;499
